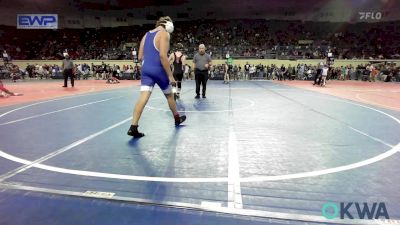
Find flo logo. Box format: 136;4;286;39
322;202;389;220
359;12;383;20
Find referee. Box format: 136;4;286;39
62;53;75;87
193;44;212;98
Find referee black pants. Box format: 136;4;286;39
63;69;74;87
195;69;208;96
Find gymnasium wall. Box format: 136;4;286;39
2;0;400;28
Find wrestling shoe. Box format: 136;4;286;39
127;125;145;138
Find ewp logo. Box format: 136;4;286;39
17;14;58;29
322;202;390;220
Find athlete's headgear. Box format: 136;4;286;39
156;16;174;33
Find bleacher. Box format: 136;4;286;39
1;19;400;61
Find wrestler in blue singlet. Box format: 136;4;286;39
127;16;186;138
140;30;171;93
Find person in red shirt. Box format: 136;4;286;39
0;80;23;97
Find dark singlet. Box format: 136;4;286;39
173;52;183;75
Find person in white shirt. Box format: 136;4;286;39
3;50;9;64
249;65;255;80
321;64;329;87
184;64;189;80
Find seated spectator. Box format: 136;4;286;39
106;70;120;84
10;65;22;82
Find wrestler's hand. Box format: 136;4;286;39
169;76;176;86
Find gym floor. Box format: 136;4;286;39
0;79;399;225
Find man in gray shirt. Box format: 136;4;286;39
193;44;212;98
62;53;75;87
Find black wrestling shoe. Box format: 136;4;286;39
127;125;145;138
175;115;186;126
